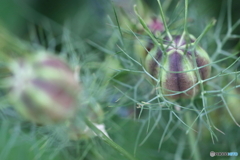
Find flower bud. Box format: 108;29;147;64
145;35;211;100
7;52;80;124
147;17;164;34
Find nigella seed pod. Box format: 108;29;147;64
145;35;211;100
7;52;80;124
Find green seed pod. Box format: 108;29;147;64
145;35;211;100
7;52;80;124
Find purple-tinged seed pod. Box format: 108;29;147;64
6;52;81;124
145;34;211;100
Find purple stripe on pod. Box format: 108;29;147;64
163;51;197;99
31;79;75;109
163;51;182;99
21;91;71;123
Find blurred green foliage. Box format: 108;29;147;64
0;0;240;160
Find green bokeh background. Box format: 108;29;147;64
0;0;240;160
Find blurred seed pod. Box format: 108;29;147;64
6;52;81;124
145;34;211;100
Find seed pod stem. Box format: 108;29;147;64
84;118;138;160
185;111;201;160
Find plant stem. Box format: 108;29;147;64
84;118;138;160
185;111;201;160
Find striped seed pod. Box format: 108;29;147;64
7;52;80;124
145;35;211;100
